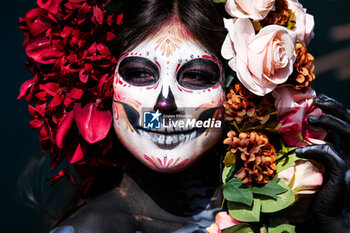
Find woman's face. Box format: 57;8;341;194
112;22;225;172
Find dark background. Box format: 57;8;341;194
1;0;350;232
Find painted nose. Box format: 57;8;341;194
154;87;177;114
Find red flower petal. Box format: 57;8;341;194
37;0;63;14
64;138;88;164
73;102;112;144
50;93;64;107
67;88;84;100
39;82;59;96
29;119;43;128
93;5;103;25
70;143;84;163
79;70;89;83
24;8;50;37
26;36;65;64
106;32;116;41
96;44;110;57
56;111;74;148
18;77;37;101
34;91;48;101
116;14;123;25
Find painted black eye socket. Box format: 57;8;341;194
118;57;159;86
177;58;221;90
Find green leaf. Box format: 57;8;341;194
269;224;295;233
213;0;227;4
222;165;235;184
224;179;253;206
277;153;305;173
260;179;295;213
250;178;287;199
222;223;254;233
228;198;261;222
103;0;125;13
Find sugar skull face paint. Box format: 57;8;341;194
112;22;225;172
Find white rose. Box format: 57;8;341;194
221;18;297;96
225;0;275;20
287;0;315;45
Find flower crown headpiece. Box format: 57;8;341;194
18;0;123;189
19;0;324;231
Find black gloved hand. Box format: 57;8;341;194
295;94;350;233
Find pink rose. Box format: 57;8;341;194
222;18;296;96
225;0;275;20
206;211;240;233
272;85;327;147
286;0;315;45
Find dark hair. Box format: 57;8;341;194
113;0;228;58
53;0;228;227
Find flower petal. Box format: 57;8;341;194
56;111;74;148
73;102;112;144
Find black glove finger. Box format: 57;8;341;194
314;94;350;123
308;114;350;138
295;144;347;175
296;145;347;221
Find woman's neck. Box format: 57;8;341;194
123;147;223;216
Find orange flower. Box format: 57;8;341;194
224;131;278;187
260;0;290;27
224;82;275;125
288;43;316;89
